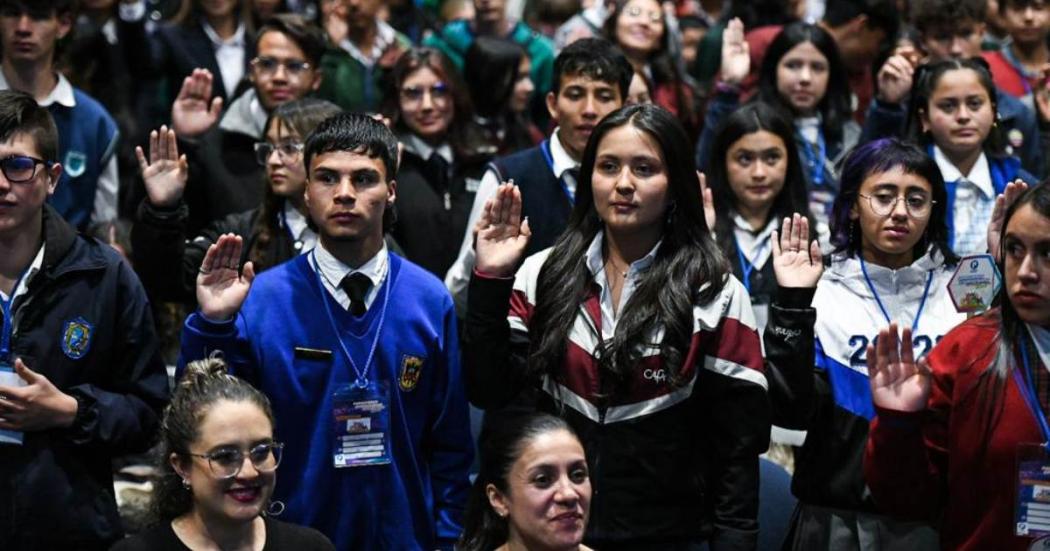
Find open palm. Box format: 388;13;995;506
197;234;255;321
720;17;750;85
136;126;188;208
475;182;531;278
172;68;224;139
867;324;931;413
771;214;823;288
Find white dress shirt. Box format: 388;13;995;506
584;231;661;338
201;20;247;99
933;145;995;256
311;242;389;311
282;203;318;253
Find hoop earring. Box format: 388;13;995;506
267;500;286;516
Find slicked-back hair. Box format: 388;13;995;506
829;138;957;265
0;90;59;162
256;14;327;66
304;112;399;182
551;37;633;99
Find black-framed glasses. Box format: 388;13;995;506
250;56;312;77
253;142;304;166
399;83;451;105
186;442;285;479
858;192;936;218
0;155;51;183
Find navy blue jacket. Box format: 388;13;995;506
0;205;169;550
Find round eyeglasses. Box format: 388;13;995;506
186;442;285;479
250;56;312;77
858;192;936;218
253;142;304;166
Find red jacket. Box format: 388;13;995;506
982;50;1034;101
864;312;1044;550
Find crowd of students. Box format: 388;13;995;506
3;0;1050;550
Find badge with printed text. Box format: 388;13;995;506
398;354;424;392
1016;443;1050;538
60;317;93;360
948;254;1002;314
0;363;25;445
331;381;391;468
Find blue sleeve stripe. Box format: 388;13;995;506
814;339;875;420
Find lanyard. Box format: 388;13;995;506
540;139;576;204
734;233;771;295
797;128;827;187
1014;336;1050;447
859;257;933;334
0;264;33;363
311;252;391;388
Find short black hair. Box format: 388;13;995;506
0;0;76;19
552;37;633;99
823;0;899;39
999;0;1047;13
256;14;327;66
304;113;399;182
911;0;986;33
0;90;59;162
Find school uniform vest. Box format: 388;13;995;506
48;88;119;230
490;145;574;257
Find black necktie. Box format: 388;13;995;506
339;273;372;316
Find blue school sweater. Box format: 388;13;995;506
180;253;472;550
49;88;119;230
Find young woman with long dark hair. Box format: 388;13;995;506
465;103;768;549
697;20;858;247
762;138;967;550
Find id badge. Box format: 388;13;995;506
1015;443;1050;537
331;381;391;468
0;362;24;446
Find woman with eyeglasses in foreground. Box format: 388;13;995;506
111;358;334;550
762;138;967;549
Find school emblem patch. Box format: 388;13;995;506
63;151;87;178
61;317;93;360
399;355;424;392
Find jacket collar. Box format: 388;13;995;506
219;89;267;139
39;204;104;278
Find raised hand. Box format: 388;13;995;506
475;182;531;278
136;126;188;208
987;179;1029;261
697;171;715;232
1035;63;1050;123
719;17;750;86
171;68;224;139
867;324;931;413
876;47;918;105
196;234;256;322
771;213;823;288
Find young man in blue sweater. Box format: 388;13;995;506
179;113;472;550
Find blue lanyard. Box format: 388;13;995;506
734;233;771;295
1013;335;1050;447
540;139;576;204
0;264;33;363
797;128;827;187
859;257;933;334
311;252;391;388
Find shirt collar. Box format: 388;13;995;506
0;244;44;302
933;145;994;198
401;133;453;163
584;229;662;277
339;20;396;67
314;240;388;289
548;128;578;178
282;203;313;241
0;70;75;108
201;19;246;48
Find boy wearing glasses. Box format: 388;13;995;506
0;0;120;231
0;89;168;549
166;14;325;236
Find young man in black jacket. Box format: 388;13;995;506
0;90;168;549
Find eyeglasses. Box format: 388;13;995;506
250;56;312;77
625;5;663;23
0;155;51;183
254;142;304;166
399;83;451;105
858;192;936;218
186;442;285;479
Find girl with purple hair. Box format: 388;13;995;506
762;138;969;549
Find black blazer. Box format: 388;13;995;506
147;21;256;111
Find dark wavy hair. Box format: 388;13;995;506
152;358;276;522
248;98;342;268
829;138;958;265
904;57;1007;156
461;37;534;156
458;413;582;551
707;102;815;259
757;22;852;145
529;104;729;389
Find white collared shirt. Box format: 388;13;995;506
311;242;389;311
933;146;995;256
282;203;318;253
402;133;453;164
201;20;247;99
339;20;397;68
732;214;777;272
584;230;661;338
444;129;579;311
0;245;44;303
